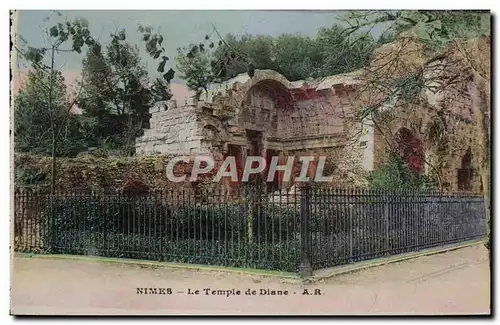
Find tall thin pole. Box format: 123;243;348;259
48;45;56;194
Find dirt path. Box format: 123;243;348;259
10;245;490;315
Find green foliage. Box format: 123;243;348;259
16;15;173;159
137;24;175;85
14;165;51;190
211;33;276;79
161;24;377;92
344;10;490;50
13;153;183;193
314;26;375;76
413;11;490;48
22;17;99;64
175;44;217;95
272;34;319;80
77;31;156;156
14;71;87;157
14;13;104;168
368;154;436;190
41;196;300;271
392;72;425;104
23;47;46;64
229;27;373;81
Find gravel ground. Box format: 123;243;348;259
10;244;490;315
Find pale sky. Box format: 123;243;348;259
14;10;384;83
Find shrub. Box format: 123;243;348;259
40;193;302;271
48;230;300;272
122;177;150;196
46;194;300;241
368;154;436;190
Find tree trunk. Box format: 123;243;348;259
51;136;56;194
48;46;56;194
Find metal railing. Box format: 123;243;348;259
306;188;486;273
13;187;487;274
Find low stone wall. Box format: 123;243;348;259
14;153;192;193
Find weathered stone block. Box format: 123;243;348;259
185;97;197;106
167;99;178;109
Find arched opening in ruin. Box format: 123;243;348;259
243;79;295;112
240;79;295;137
457;148;474;191
241;80;296;190
394;128;424;174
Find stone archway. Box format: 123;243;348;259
240;79;295;136
239;78;296;190
394;128;425;174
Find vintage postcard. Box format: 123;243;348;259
9;8;491;316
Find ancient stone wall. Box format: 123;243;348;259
135;100;201;155
278;95;343;139
371;99;481;192
14;153;192;193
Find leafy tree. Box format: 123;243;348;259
15;14;100;193
78;30;155;155
211;33;275;79
207;27;376;82
175;44;218;95
271;34;319;80
14;70;87;157
314;26;375;76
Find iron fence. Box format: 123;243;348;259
13;187;487;274
307;189;486;272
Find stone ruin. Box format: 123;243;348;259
136;64;484;193
135;69;373;190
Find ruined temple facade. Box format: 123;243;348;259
136;70;373;189
136;66;482;192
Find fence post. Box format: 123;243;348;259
299;186;312;277
384;190;390;256
348;188;353;262
50;191;56;253
15;188;22;250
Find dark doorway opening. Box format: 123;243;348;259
246;130;264;187
394;128;424;174
457;148;473;191
265;149;281;192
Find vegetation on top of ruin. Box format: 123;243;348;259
168;24;378;95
